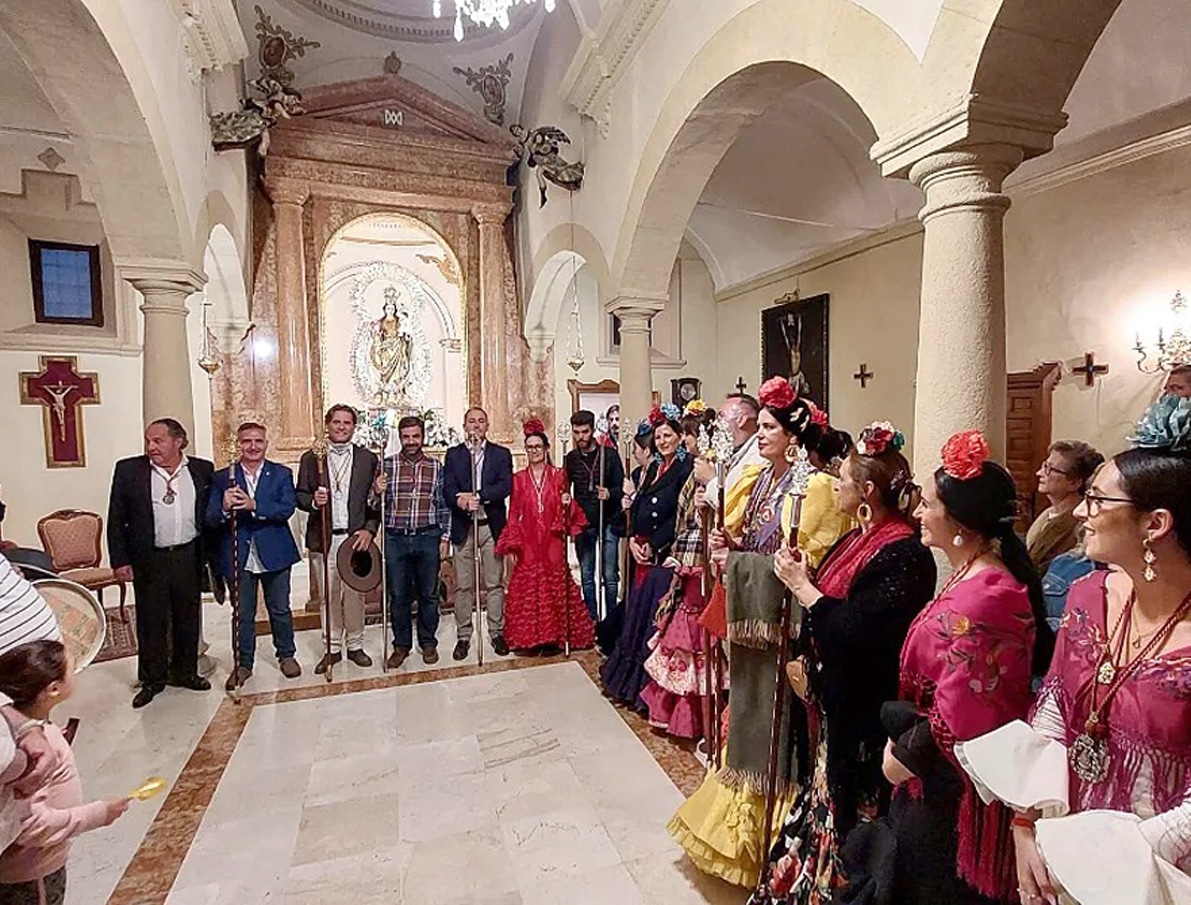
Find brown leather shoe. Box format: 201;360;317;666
279;657;301;679
225;666;252;691
386;648;409;670
347;649;373;668
421;646;439;665
314;652;342;675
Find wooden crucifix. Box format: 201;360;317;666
1073;351;1109;387
20;356;100;468
853;362;874;389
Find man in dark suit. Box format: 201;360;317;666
442;407;512;661
296;404;381;674
207;422;302;691
108;418;214;708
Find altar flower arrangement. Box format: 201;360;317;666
941;430;990;480
422;408;462;448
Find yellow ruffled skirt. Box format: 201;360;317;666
667;763;799;889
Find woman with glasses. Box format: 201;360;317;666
957;399;1191;904
1026;441;1104;573
494;419;594;653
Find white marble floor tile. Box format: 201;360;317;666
276;845;410;904
500;806;624;886
305;748;401;807
519;862;646;905
291;792;401;866
623;853;749;905
401;827;521;904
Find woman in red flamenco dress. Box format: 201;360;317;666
495;420;595;652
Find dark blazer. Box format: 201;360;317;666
107;455;215;571
442;441;513;545
295;446;380;554
629;456;693;559
206;461;302;577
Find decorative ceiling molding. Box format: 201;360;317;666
560;0;670;135
166;0;250;77
280;0;537;44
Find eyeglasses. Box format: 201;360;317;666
1039;461;1073;477
525;444;546;452
1082;490;1134;517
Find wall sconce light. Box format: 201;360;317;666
1135;290;1191;373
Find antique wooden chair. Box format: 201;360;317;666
36;509;128;623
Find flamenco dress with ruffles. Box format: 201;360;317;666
494;465;594;651
668;467;853;889
601;454;692;707
641;470;713;739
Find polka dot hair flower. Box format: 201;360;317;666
941;429;990;480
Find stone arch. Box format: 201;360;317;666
968;0;1125;115
612;0;922;297
0;0;192;266
525;251;591;364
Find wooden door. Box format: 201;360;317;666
1006;363;1061;528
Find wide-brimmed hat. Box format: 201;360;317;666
335;538;382;593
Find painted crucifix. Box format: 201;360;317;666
20;356;100;468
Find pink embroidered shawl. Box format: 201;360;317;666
898;568;1037;900
1035;571;1191;827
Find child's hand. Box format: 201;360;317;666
102;798;131;825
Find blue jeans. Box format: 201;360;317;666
575;526;619;621
385;531;442;651
237;568;295;669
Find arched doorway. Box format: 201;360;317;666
319;212;466;451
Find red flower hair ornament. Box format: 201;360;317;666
807;401;829;429
522;418;546;438
646;405;666;427
941;430;990;481
758;376;797;412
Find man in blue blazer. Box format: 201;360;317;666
442;407;512;661
207;422;302;690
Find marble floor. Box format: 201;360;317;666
53;602;745;905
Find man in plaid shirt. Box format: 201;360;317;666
380;415;451;669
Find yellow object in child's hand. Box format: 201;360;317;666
128;776;168;801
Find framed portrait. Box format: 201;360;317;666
761;292;829;410
566;379;661;430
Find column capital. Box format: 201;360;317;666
472;202;512;225
264;178;310;207
605;291;668;321
909;143;1023;223
871;95;1065;179
120;260;206;294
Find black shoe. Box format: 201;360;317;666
492;636;510;657
452;639;470;661
173;675;211;692
347;649;373;668
132;685;164;709
314;652;342;675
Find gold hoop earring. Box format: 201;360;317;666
1143;538;1158;583
784;444;798;464
857;502;873;527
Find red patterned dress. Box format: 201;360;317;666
495;465;595;651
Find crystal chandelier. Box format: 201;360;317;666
1135;290;1191;373
196;299;220;377
433;0;555;42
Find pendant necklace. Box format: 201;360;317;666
329;446;351;494
1072;587;1191;784
156;462;185;505
530;465;548;514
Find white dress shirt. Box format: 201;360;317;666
327;444;353;532
241;464;264;573
150;457;198;548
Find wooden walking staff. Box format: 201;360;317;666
557;427;573;657
312;437;335;683
223;437;244;703
368;411;392;672
757;491;807;897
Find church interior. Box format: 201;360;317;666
1;1;1190;903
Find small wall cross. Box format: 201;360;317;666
735;376;748;394
853;362;874;389
1074;351;1109;387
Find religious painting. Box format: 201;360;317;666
761;292;829;410
19;355;100;468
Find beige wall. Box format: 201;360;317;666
714;231;924;454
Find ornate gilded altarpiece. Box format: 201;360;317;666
209;70;553;465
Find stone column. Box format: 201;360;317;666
607;293;667;431
127;269;204;440
473;203;514;440
908;144;1023;473
266;180;317;452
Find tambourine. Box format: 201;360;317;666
30;578;107;672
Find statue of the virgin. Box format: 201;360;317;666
369;287;413;404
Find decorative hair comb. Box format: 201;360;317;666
941;430;990;480
758;375;797;411
855;421;905;457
